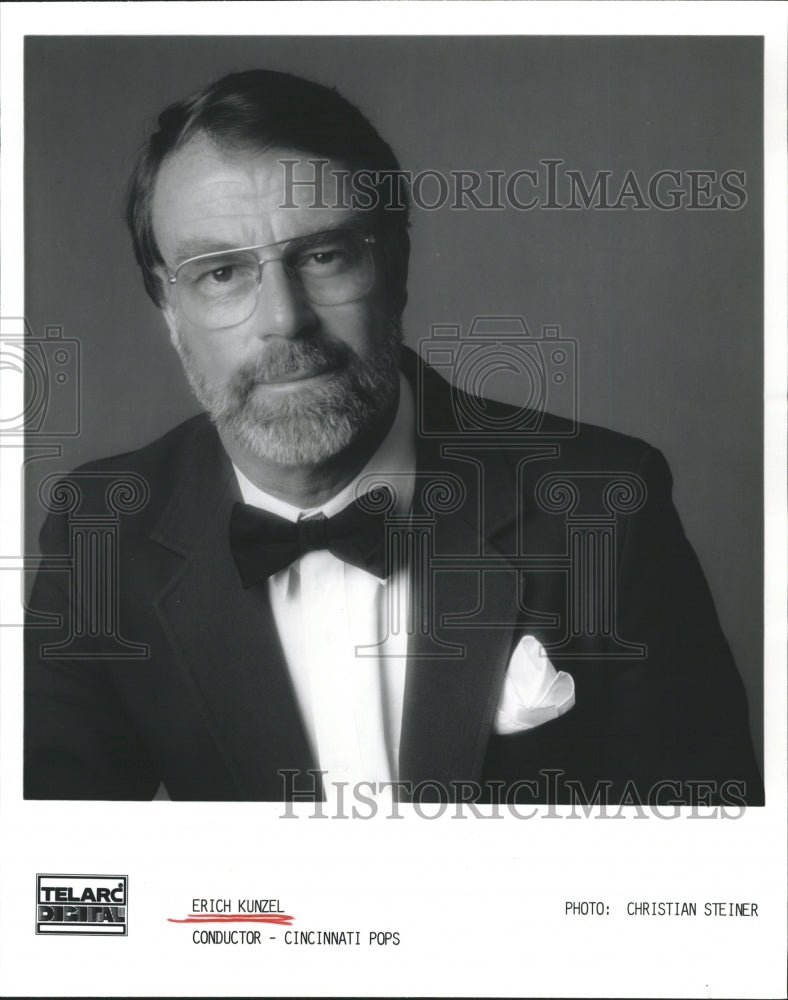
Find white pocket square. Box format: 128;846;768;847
494;636;575;735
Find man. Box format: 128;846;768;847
24;69;763;805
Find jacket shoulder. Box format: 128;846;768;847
452;391;666;478
532;412;665;472
73;412;215;478
412;351;662;473
38;414;219;548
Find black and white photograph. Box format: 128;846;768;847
1;3;785;998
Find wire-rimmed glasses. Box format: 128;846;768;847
166;228;376;329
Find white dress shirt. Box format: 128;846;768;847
233;375;415;801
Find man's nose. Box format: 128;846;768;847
249;260;316;339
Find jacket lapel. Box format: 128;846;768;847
151;422;315;800
398;357;521;794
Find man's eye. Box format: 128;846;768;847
187;258;257;290
292;246;352;274
194;265;234;285
206;266;236;284
302;248;343;264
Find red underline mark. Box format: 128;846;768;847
167;914;294;925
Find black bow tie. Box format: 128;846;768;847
229;487;394;587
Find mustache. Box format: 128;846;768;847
231;337;355;393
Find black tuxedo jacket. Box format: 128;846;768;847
24;352;763;804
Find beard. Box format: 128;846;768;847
172;320;403;467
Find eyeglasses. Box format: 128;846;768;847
166;228;376;329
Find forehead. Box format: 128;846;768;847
151;134;357;264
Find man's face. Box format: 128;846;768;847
151;134;401;467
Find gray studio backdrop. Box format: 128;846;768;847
24;35;763;767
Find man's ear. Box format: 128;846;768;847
162;305;180;350
384;226;410;319
153;268;180;348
